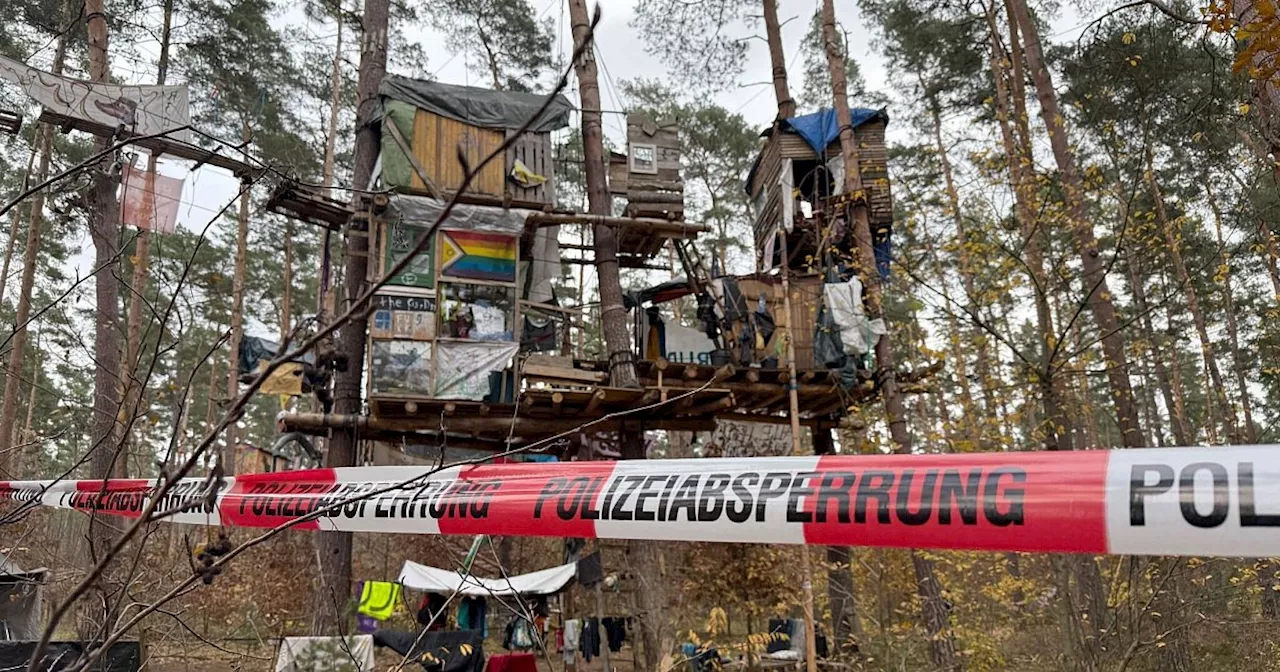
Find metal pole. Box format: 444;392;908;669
778;230;818;672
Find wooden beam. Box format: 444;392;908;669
527;212;710;237
38;109;261;178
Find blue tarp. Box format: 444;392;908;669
780;108;882;154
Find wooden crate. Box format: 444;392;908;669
505;130;555;205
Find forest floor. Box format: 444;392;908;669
144;640;643;672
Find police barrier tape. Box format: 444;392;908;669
3;446;1280;556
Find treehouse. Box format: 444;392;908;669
270;80;928;458
747;108;893;271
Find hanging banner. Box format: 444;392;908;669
3;446;1280;557
0;55;191;142
121;163;183;234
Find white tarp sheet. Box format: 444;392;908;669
275;635;374;671
398;560;577;597
0;55;190;142
822;278;886;357
434;341;518;400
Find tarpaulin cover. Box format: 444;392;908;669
745;107;887;195
391;194;535;235
780;108;884;155
11;447;1280;557
624;279;693;309
0;641;141;671
374;629;485;672
398;560;576;597
433;341;518;400
275;635;374;671
380;76;573;133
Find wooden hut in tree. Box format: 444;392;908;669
377;76;571;206
746;108;892;271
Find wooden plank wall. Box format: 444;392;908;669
732;274;822;370
505;130;555;205
410;109;505;197
749;117;894;249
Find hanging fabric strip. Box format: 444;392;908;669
3;447;1280;557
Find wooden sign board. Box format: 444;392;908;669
371;294;437;341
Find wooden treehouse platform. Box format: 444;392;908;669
277;358;941;451
38;109;262;179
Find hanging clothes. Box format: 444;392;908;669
458;597;488;637
644;306;666;360
822;278;886;357
357;580;402;621
562;619;581;664
579;618;601;662
418;593;448;630
602;617;626;653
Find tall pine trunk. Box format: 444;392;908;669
119;0;175;466
763;0;794;120
314;0;388;634
224;122;252;472
821;1;959;668
1007;0;1144;450
1203;180;1256;442
1146;158;1237;440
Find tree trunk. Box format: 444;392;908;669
119;0;174;470
283;220;294;340
763;0;794;119
1203;180;1256;442
989;9;1114;665
821;2;959;669
0;148;38;311
224;122;252;473
81;0;125;640
0;15;70;480
314;0;388;635
0;136;54;479
570;0;637;389
1008;0;1144;450
318;10;342;323
1146;161;1237;441
85;0;123;478
814;428;859;654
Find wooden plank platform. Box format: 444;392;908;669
266;181;353;230
0;110;21;135
38;109;261;178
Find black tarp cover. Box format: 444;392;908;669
0;641;141;671
373;629;485;672
380;76;572;133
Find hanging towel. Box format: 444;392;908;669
562;619;581;664
357;580;401;621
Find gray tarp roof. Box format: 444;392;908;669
380;75;573;133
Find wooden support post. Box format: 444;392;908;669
779;231;818;672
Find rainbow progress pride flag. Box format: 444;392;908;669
438;230;518;283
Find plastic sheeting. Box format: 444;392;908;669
398;560;577;597
434;341;518;400
380;76;573;133
275;635;375;671
780;108;884;155
822;278;886;357
390;195;536;235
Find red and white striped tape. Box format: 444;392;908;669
3;446;1278;556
